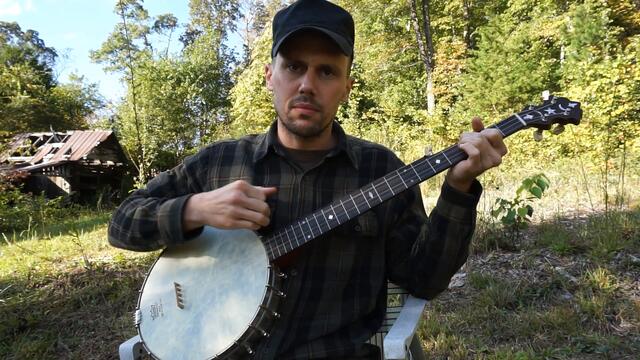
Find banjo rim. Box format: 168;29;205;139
135;229;283;359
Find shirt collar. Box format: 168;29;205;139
252;120;359;169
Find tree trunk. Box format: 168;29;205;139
118;1;147;184
409;0;436;114
463;0;472;49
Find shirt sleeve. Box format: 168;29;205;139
107;151;208;251
386;176;482;300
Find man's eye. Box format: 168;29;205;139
287;64;300;72
322;69;334;77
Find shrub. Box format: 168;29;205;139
0;171;80;234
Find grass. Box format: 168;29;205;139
0;210;157;359
1;177;639;358
420;206;640;359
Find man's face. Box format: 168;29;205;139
265;31;353;145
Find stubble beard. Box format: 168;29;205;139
278;97;332;139
279;113;332;139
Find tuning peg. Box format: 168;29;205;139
533;129;544;142
551;124;565;135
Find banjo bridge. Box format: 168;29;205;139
174;282;185;309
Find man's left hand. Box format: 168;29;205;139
446;117;507;192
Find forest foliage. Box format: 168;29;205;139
2;0;640;191
0;22;103;136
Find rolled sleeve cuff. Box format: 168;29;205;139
157;193;203;246
435;179;482;222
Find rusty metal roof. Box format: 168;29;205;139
30;131;112;164
1;130;124;170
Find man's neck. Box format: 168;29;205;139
276;120;337;150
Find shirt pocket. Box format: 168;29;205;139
354;211;379;238
313;211;381;282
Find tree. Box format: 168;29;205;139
460;0;563;118
560;0;640;201
92;0;242;183
409;0;436;114
1;22;101;134
91;0;153;184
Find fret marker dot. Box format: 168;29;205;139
328;215;334;220
436;159;441;164
307;235;311;239
368;192;374;199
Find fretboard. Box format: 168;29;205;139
262;113;530;261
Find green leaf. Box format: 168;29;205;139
534;175;550;191
526;205;534;217
504;210;517;225
530;186;543;199
517;206;529;218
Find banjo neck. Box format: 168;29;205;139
262;97;582;261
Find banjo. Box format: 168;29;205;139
133;97;581;359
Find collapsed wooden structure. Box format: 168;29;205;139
0;130;130;199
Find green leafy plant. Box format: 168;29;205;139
491;174;550;242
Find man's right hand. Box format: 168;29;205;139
183;180;278;232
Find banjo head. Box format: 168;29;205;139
137;227;271;359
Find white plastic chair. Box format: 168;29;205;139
369;283;428;360
119;283;427;360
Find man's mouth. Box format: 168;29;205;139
291;102;320;116
292;103;319;111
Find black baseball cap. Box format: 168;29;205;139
271;0;355;58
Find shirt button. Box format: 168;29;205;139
354;225;362;232
290;269;298;277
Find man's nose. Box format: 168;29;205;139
298;71;317;95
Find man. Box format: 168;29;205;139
109;0;507;358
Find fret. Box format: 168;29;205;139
282;237;290;253
339;200;349;218
372;182;383;202
282;238;291;253
494;123;507;137
271;246;282;257
303;218;314;239
397;170;408;188
349;194;359;214
409;163;421;181
320;208;331;228
426;158;436;173
383;177;395;195
312;213;323;233
360;189;371;208
284;225;293;244
330;205;341;224
402;168;416;185
442;152;452;165
295;221;307;244
514;113;527;126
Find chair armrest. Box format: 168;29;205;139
119;335;144;360
383;295;428;360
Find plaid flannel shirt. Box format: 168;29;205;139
108;121;481;359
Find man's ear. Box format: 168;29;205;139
342;77;355;102
265;63;273;91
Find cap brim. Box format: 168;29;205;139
272;26;353;58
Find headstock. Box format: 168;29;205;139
513;96;582;141
519;96;581;128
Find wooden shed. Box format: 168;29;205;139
0;130;130;199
